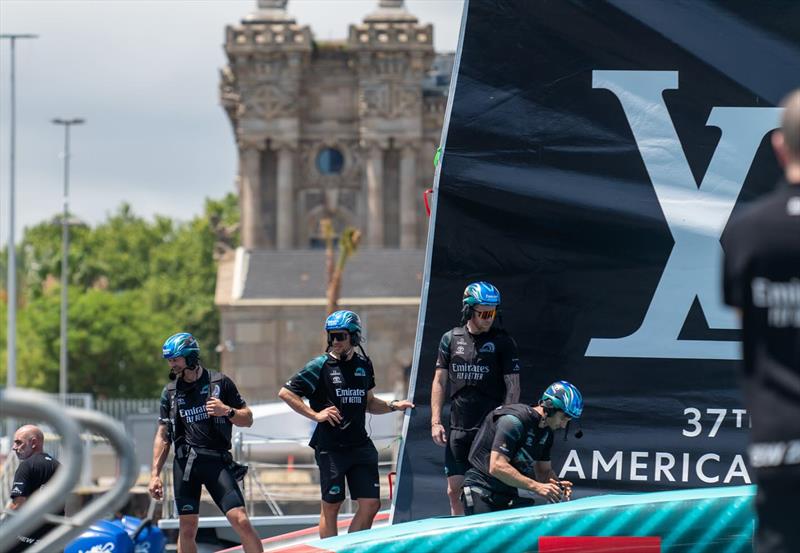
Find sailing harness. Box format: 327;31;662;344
164;369;249;483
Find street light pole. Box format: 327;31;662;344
1;33;37;401
52;118;85;401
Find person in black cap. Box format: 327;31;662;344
722;89;800;553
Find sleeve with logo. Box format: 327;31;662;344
435;331;452;370
491;414;525;460
158;385;170;426
501;333;521;375
285;356;326;399
10;462;32;498
366;358;376;390
222;375;247;409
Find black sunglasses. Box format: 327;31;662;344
329;332;350;342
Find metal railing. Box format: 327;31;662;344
0;389;84;553
0;388;138;553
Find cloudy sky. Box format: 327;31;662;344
0;0;464;243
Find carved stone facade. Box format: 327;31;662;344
220;0;448;250
216;1;451;400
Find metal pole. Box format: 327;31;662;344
1;32;38;438
52;118;84;400
60;123;70;400
8;38;17;393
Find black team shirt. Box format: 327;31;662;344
159;368;246;451
436;326;521;430
9;452;60;550
722;179;800;449
10;452;59;501
464;405;553;498
285;352;376;450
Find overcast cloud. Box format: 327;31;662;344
0;0;464;244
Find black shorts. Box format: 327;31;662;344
173;453;245;515
445;428;478;477
315;441;380;504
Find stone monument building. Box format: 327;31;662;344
215;0;452;400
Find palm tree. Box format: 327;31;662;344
320;217;362;315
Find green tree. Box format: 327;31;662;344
0;193;240;397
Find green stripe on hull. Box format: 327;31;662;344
304;486;756;553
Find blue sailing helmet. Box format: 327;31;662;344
325;310;363;347
463;281;501;307
541;380;584;419
325;310;362;334
162;332;200;363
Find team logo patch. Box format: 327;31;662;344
181;505;194;512
354;367;366;376
456;346;465;354
479;342;495;353
331;375;343;384
329;485;341;495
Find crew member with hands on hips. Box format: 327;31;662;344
279;310;414;538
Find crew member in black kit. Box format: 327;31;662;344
430;281;521;515
4;424;60;552
279;310;414;538
462;381;583;515
148;332;263;553
722;88;800;553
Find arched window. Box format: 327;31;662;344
316;148;344;174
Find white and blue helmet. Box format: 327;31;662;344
463;281;501;307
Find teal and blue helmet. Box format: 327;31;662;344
463;281;501;307
541;380;583;419
162;332;200;366
325;310;362;334
325;310;363;347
